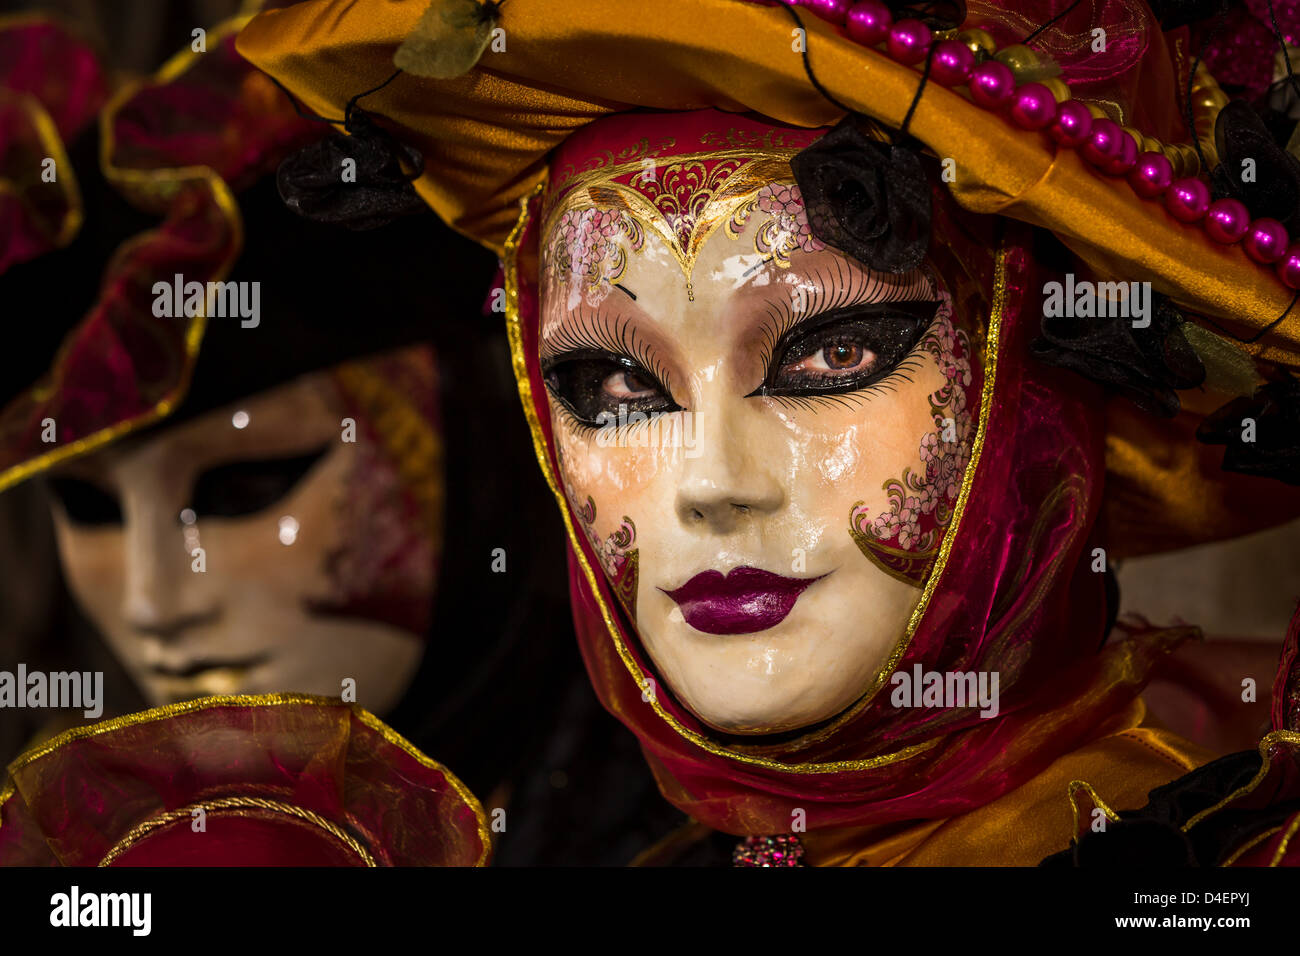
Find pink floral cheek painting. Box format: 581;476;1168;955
846;294;975;589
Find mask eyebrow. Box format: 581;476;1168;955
539;304;675;394
752;258;936;369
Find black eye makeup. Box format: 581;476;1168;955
48;477;123;527
189;445;331;519
542;351;680;429
540;263;941;427
48;446;331;529
749;299;940;399
541;309;679;430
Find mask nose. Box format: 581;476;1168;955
121;497;219;641
673;406;784;534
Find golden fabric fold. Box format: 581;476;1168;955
1104;399;1300;557
237;0;1300;364
803;699;1213;865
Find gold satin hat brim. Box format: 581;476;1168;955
236;0;1299;367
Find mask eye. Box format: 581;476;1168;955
604;367;660;399
786;341;876;376
542;352;679;428
48;477;123;527
188;446;330;519
756;300;940;397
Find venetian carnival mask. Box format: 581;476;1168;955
539;124;977;734
43;347;438;712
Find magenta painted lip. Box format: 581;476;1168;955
660;567;827;636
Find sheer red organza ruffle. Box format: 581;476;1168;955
0;696;489;866
0;17;317;488
0;20;107;275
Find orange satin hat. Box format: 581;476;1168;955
235;0;1300;370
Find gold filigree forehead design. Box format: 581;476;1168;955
541;147;805;293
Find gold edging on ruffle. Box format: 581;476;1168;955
0;86;84;248
1066;730;1300;865
0;692;490;867
98;16;255;194
1066;777;1124;835
503;183;1006;772
1182;730;1300;833
351;707;492;866
97;795;378;867
1221;824;1282;866
0;310;210;494
0;17;261;494
1269;813;1300;866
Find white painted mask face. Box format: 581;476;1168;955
540;176;975;735
46;360;435;713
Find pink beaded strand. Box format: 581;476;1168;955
887;18;932;65
1278;243;1300;289
930;38;975;86
1204;198;1251;244
1244;218;1290;264
1165;177;1211;223
1049;101;1093;147
1129;152;1173;199
845;0;892;45
969;60;1016;109
836;3;1295;289
804;0;852;24
1008;82;1058;130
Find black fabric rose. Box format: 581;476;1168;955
1030;293;1206;417
1039;749;1283;867
1197;377;1300;485
790;116;932;275
277;107;428;231
883;0;966;30
1147;0;1232;30
1210;100;1300;233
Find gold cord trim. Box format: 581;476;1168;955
504;185;1007;772
98;796;377;867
